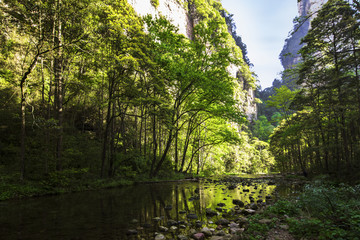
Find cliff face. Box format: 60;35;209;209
280;0;327;70
128;0;193;38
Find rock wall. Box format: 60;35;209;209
280;0;328;70
128;0;193;38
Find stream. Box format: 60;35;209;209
0;175;303;240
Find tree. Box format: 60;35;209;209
266;85;297;121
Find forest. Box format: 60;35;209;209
1;0;360;239
0;0;276;194
263;0;360;180
1;0;360;197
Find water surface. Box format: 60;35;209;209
0;177;299;239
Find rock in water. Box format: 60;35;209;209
155;233;166;240
126;229;138;235
177;235;188;240
205;208;218;217
193;232;205;240
159;226;168;232
187;213;198;219
232;199;244;207
215;218;230;226
201;227;213;236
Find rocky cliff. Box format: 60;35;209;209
280;0;328;70
128;0;193;38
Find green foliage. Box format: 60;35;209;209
266;86;297;120
252;115;275;141
267;200;299;217
44;168;89;188
0;0;263;191
150;0;159;8
283;182;360;239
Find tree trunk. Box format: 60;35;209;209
54;0;63;171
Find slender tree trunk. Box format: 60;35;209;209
152;128;174;177
108;102;116;177
101;75;115;178
150;104;157;177
179;120;192;172
54;0;63;171
20;84;26;181
19;52;40;180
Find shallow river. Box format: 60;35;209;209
0;175;300;240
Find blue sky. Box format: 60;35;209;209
221;0;298;89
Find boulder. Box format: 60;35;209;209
167;220;178;226
209;237;224;240
232;199;244;207
170;226;178;231
155;234;166;240
250;203;258;210
126;229;138;235
258;219;272;224
187;213;198;219
177;235;188;240
242;209;256;215
159;226;168;232
215;218;230;226
201;227;213;236
229;227;244;235
193;233;205;240
206;208;218;217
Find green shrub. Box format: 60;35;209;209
267;200;299;217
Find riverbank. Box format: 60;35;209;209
127;176;360;240
0;169;203;201
2;173;359;239
0;171;295;201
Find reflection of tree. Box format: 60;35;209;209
182;188;190;213
175;185;179;222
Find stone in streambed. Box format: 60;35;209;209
155;234;166;240
215;218;230;226
201;227;213;236
167;219;178;226
232;199;244;207
187;213;198;219
229;227;244;235
126;229;138;235
177;235;188;240
193;233;205;240
209;237;224;240
258;219;272;224
206;208;218;217
159;226;168;232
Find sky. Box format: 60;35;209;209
221;0;299;89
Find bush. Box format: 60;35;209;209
288;182;360;239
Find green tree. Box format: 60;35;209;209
266;85;296;121
252;115;275;142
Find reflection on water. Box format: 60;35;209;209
0;177;300;240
